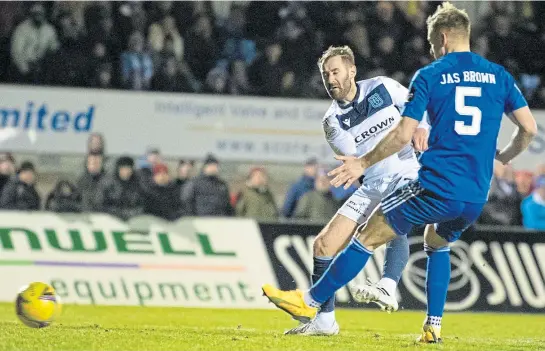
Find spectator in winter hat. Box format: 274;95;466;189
0;161;40;210
181;154;233;216
143;163;183;221
96;156;145;221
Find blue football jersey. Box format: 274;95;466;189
402;52;527;203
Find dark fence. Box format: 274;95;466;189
259;223;545;313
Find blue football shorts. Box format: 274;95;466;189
381;179;485;242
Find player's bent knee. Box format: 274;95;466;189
313;234;331;257
355;210;396;251
313;214;357;257
424;224;449;250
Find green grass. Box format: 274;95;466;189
1;303;545;351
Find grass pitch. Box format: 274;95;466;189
1;303;544;351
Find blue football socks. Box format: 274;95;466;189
425;246;451;318
310;237;373;303
383;235;410;285
312;256;335;312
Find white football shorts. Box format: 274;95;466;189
337;170;419;225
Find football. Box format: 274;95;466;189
15;282;62;328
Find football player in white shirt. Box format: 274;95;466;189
277;45;430;335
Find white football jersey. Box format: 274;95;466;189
322;76;428;180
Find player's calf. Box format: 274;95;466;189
310;214;357;329
420;225;450;344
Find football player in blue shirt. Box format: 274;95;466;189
262;1;537;343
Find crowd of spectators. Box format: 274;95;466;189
0;133;544;230
0;131;355;224
2;1;545;104
0;1;544;229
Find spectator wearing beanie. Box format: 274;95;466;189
143;163;183;221
181;154;233;216
96;156;145;221
236;167;279;221
0;161;40;210
521;176;545;230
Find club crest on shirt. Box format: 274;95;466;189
367;92;384;108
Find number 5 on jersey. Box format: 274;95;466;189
455;86;482;136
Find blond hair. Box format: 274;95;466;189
317;45;355;71
427;2;470;40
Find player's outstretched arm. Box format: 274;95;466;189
329;117;419;189
496;106;537;165
361;117;419;168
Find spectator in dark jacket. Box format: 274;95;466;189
144;163;183;221
151;55;191;92
137;147;162;190
182;154;233;216
0;161;40;210
175;159;194;189
282;157;318;218
479;162;523;226
249;41;284;96
76;152;105;212
42;11;87;86
485;15;520;70
185;15;220;81
96;156;145;221
0;153;16;195
45;180;81;213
